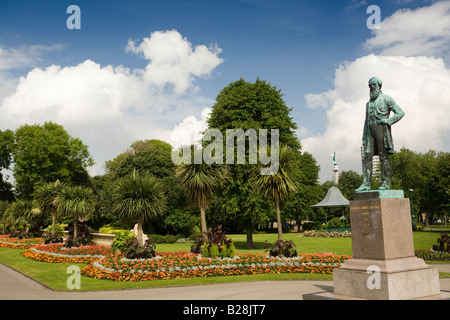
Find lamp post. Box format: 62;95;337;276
410;189;416;231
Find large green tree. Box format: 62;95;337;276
0;129;15;201
102;139;189;234
390;148;449;225
12;122;93;198
206;78;301;247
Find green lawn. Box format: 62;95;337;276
0;230;447;291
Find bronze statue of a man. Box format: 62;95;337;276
355;77;405;192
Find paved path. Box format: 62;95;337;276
0;262;449;300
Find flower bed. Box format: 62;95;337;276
22;243;113;263
82;252;351;282
21;242;351;282
0;236;43;249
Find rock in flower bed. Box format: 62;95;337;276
0;235;43;249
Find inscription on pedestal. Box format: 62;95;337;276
349;198;414;260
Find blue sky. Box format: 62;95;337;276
1;0;449;181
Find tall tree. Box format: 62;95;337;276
34;180;66;234
207;78;301;246
176;147;229;240
0;129;15;201
57;185;96;243
12;122;93;198
111;170;166;245
250;145;298;241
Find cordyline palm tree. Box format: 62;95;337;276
176;147;229;240
56;185;96;243
112;170;166;246
8;199;41;233
34;180;66;234
250;145;298;241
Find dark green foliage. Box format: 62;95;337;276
44;232;64;244
415;249;450;262
264;240;298;258
191;226;235;258
124;237;156;259
64;222;92;247
111;230;136;252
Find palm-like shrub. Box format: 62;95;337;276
7;200;41;238
56;185;96;244
250;145;298;241
111;170;166;246
34;180;66;234
176;148;229;240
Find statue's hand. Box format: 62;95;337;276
377;118;389;125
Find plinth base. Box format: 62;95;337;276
332;257;441;300
303;290;450;300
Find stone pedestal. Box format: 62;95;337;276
333;192;440;300
304;191;442;300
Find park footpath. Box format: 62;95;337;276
0;261;449;300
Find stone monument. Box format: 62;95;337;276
304;77;443;300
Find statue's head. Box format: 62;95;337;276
369;77;382;100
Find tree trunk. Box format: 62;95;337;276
73;219;78;242
275;198;283;241
200;206;207;240
137;219;144;246
52;214;56;234
246;223;254;249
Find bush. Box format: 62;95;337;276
124;237;156;259
98;226;126;235
415;249;450;262
111;230;136;252
328;217;342;229
64;222;92;248
264;240;298;258
303;230;351;238
191;226;235;258
44;232;64;244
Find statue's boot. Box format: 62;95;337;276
378;157;390;190
355;183;371;192
355;162;372;192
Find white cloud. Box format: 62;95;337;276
363;1;450;59
302;54;450;182
126;30;223;94
0;30;223;176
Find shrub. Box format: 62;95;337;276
416;249;450;262
44;232;64;244
124;237;156;259
64;222;92;248
111;230;136;252
191;226;235;258
264;240;298;258
328;217;342;229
